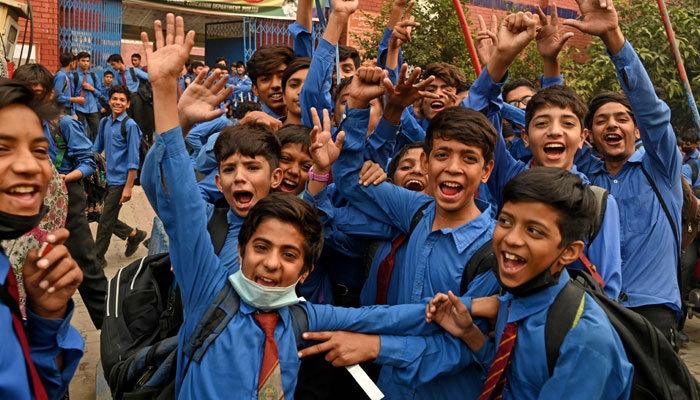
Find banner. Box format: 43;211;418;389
160;0;308;19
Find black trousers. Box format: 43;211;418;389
95;185;134;263
76;111;101;142
65;181;107;328
629;304;679;351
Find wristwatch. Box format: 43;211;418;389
308;166;330;182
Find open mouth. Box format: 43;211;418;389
3;185;41;210
403;179;426;192
604;133;623;146
279;178;298;193
430;101;445;112
255;275;279;287
501;251;527;275
233;190;254;208
543;143;565;159
269;93;283;102
439;181;463;198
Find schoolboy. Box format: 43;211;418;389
276;124;313;195
0;78;84;399
467;11;622;300
13;64;108;329
92;85;146;267
131;53;145;71
74;52;103;141
414;62;465;128
567;0;683;344
246;45;295;119
335;45;360;81
502;78;535;161
425;167;633;398
107;53;153;143
99;71;115;117
386;142;428;193
282;57;311;125
54;52;84;115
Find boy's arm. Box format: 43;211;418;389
289;0;314;58
53;73;70;105
92;122;104;153
378;0;409;72
383;6;417;74
61;117;96;182
134;67;150;82
120;121;142;204
586;193;622;300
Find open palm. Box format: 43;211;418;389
141;14;195;89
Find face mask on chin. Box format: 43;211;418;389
228;269;301;311
492;249;565;298
0;205;48;241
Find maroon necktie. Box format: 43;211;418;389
254;312;284;399
120;70;127;86
479;301;517;400
375;234;408;305
5;268;49;400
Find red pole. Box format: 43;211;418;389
452;0;482;76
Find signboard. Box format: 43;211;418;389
161;0;307;19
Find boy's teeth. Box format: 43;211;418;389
504;252;525;261
260;276;274;283
8;186;34;194
545;144;564;149
283;179;296;186
443;182;460;188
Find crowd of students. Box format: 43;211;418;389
2;0;700;398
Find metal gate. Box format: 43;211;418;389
58;0;122;77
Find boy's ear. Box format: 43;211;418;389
298;265;314;284
578;128;589;150
215;173;224;193
480;159;495;184
252;84;260;97
555;240;585;272
420;149;429;172
522;129;530;148
237;243;243;267
270;167;283;189
634;126;640;140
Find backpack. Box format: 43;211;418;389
84;151;107;222
545;270;700;400
72;71;97;98
129;67;153;103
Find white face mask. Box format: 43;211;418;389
228;270;301;311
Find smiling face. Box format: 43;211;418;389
590;101;638;163
216;152;283;217
131;57;141;68
391;147;428;193
239;217;309;287
0;104;52;216
283;68;308;120
253;64;287;117
421;78;457;121
523;106;586;170
424;137;493;215
109;92;130;118
277;143;312;195
493;201;572;288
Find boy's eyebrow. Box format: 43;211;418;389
500;209;551;231
0;135;48;144
594;111;632;119
253;237;302;254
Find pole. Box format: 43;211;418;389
656;0;700;134
451;0;481;76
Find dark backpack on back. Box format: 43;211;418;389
129;67;153;103
545;270;700;399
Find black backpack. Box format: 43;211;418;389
129;67;153;103
546;270;700;399
72;71;97;97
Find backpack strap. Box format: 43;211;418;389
130;67;137;83
577;253;605;287
91;72;97;87
408;202;430;235
288;304;309;350
691;162;698;185
48;119;68;169
545;281;586;376
58;71;69;95
73;71;80;93
460;239;497;296
206;198;230;255
587;185;609;244
120;116;132;140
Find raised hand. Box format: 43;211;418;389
347;66;387;110
475;14;498;66
330;0;359;17
298;331;381;366
238;111;283;132
23;229;83;319
384;64;438;110
535;2;574;59
562;0;623;53
177;68;233;135
309;108;344;173
488;11;539;82
359;160;387;186
140;14;195;90
388;2;418;50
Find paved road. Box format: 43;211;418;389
67;186;700;399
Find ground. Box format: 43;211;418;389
67;186;700;399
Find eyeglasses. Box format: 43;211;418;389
508;95;533;108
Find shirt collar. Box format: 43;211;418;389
111;112;128;123
238;294;292;328
433;198;495;253
227;208;244;228
261;103;284;120
500;268;570;322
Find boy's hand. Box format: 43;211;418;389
177;68;232;134
119;185;132;205
563;0;624;54
359;160;387;186
140;14;195;90
82;82;95;92
22;229;83;320
535;2;574;60
475;14;499;66
330;0;359;17
388;2;418;50
347;67;387;110
238;111;283;132
309;108;344;173
488;11;538;82
426;291;486;350
384;64;438;110
298;331;380;366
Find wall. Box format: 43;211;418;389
17;0;60;71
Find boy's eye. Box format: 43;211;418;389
222;166;235;173
497;216;512;226
464;155;477;163
248;165;260;171
528;226;544;236
280;156;291;163
283;251;297;259
399;165;411;171
302;163;312;171
254;244;268;251
535;121;548;128
434;152;447;159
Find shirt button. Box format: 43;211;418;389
613;179;618;183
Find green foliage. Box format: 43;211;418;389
349;1;393;62
563;1;700;131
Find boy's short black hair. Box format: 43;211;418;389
338;45;360;69
104;70;114;77
12;64;54;101
277;124;311;153
333;76;353;104
457;82;472;94
107;54;124;64
585;91;634;130
59;52;75;67
214;123;282;170
422;63;466;88
425;107;497;163
503;167;596;246
216;56;227;64
238;192;324;274
0;78;60;121
525;85;588;133
109;84;131;99
131;53;141;60
282;57;311;90
387;141;424;181
191;61;204;70
679;127;699;144
76;51;90;60
247;46;295;87
233;100;262;119
502;78;537;100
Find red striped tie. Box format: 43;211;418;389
255;312;284;400
479;301;518;400
5;268;49;400
375;234;407;305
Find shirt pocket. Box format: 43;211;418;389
618;187;655;234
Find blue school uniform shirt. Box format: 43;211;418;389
116;67;149;93
53;68;74;110
289;22;315;58
186;114;233;170
300;38;336;128
74;70;102;114
464;66;622;300
0;249;84;399
99;81;114;106
141;125;448;399
92;113;142;185
43;116;96;178
584;41;683;314
682;159;700;189
377;28;403;78
262;103;285;120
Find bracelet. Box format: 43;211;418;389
308;166;330;182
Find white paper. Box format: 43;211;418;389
345;364;384;400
